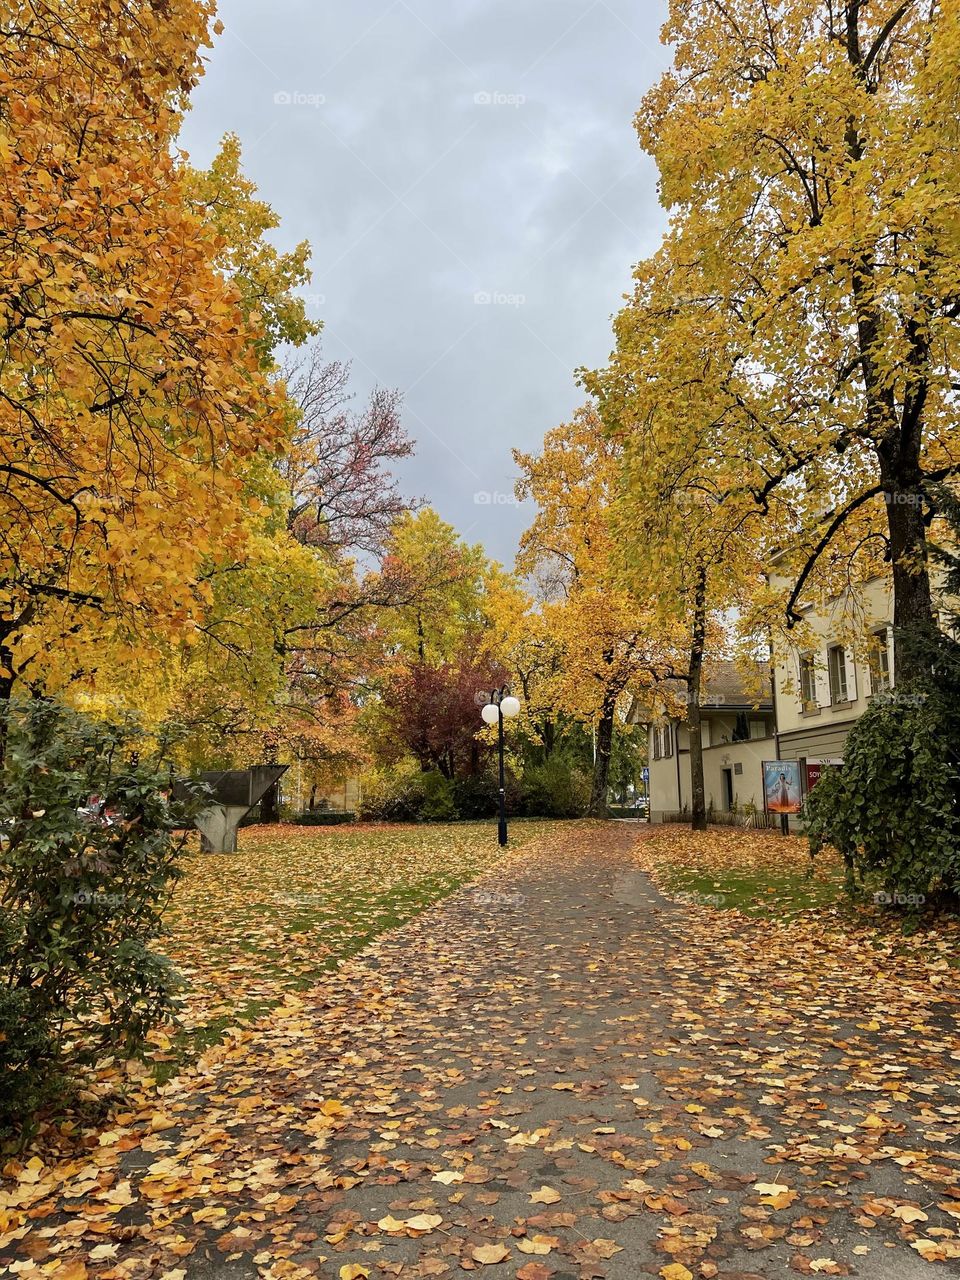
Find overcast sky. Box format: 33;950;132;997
179;0;671;566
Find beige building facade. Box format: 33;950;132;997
646;663;777;823
771;574;895;771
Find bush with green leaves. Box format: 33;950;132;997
0;698;204;1135
518;758;591;818
805;633;960;905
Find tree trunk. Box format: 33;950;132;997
0;635;13;768
841;12;937;681
878;446;935;683
687;562;708;832
589;696;615;816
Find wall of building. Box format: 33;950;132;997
701;736;776;813
648;722;776;821
284;769;361;814
771;575;892;739
648;723;681;821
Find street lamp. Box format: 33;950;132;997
479;686;521;846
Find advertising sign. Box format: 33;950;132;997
762;760;803;815
804;758;843;794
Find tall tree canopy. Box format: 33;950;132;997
0;0;291;701
602;0;960;680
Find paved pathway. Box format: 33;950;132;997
6;823;960;1279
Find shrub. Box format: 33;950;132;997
805;647;960;905
0;698;204;1136
418;771;457;821
451;771;500;820
358;770;429;822
518;759;590;818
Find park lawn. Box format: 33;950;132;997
151;819;557;1074
637;824;847;917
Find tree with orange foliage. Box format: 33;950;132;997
0;0;290;712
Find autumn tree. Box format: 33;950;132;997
282;343;414;556
515;407;672;814
359;509;506;779
373;508;492;664
0;0;291;714
586;249;779;830
484;574;568;764
377;649;503;779
634;0;960;682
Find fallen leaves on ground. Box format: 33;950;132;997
2;821;960;1279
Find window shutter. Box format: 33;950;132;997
887;626;895;687
814;655;830;709
844;647;858;702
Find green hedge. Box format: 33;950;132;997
359;761;590;823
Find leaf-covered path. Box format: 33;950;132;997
5;823;960;1279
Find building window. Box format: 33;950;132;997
799;654;818;711
749;719;768;739
651;727;661;761
662;725;673;758
869;627;892;693
827;645;849;704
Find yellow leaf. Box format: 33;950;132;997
529;1185;561;1204
472;1243;510;1264
893;1204;928;1223
405;1213;443;1232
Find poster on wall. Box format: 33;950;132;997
762;760;803;815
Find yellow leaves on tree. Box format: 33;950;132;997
513;406;673;812
0;0;289;694
609;0;960;682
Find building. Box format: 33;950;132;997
770;573;894;770
646;662;776;823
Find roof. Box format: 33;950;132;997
625;660;772;723
700;660;772;709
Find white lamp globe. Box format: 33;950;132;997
500;695;521;719
481;703;500;726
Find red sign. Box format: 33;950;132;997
804;759;843;794
805;761;824;792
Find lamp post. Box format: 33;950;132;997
479;686;521;847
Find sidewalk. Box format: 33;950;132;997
5;822;958;1278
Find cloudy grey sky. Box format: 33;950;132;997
179;1;671;566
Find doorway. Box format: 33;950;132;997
721;768;735;811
